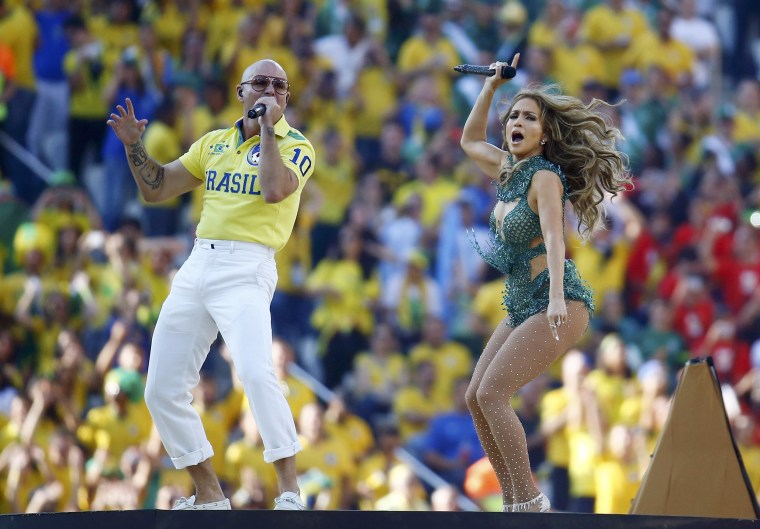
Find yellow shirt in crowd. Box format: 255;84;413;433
579;4;649;87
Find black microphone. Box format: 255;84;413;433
247;103;267;119
454;64;516;80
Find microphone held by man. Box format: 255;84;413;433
454;64;517;80
248;103;267;119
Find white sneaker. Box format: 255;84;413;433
172;495;231;510
274;491;305;510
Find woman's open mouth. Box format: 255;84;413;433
511;131;524;144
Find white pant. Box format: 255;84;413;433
145;238;301;468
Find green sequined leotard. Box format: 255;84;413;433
470;155;594;327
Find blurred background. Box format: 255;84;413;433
0;0;759;515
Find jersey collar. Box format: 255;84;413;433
234;116;290;148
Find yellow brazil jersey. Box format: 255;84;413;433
396;36;460;110
409;342;472;409
296;434;357;510
540;387;570;467
356;452;399;510
568;235;631;314
392;386;443;442
567;425;599;498
64;50;108;120
471;278;507;332
551;44;606;97
393;178;461;228
352;65;398;139
0;5;37;89
622;33;695;86
179;116;315;251
594;456;641;514
76;401;152;473
311;153;356;226
224;438;279;503
529;20;562;50
585;370;636;427
325;414;375;462
88;17;140;72
734;111;760;145
579;5;649;88
352;351;409;397
278;375;317;423
739;444;760;493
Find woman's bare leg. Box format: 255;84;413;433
465;315;516;504
477;301;590;507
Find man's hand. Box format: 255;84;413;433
107;97;148;145
255;95;281;127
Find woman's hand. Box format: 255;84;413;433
546;297;568;341
484;54;520;91
106;97;148;146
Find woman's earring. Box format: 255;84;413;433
540;139;547;145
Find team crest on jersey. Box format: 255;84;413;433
247;144;261;166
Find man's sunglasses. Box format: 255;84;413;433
241;75;290;95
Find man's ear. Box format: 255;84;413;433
286;93;290;104
238;88;243;98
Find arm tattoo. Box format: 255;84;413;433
128;141;165;190
264;126;275;136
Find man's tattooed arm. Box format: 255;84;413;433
127;141;165;193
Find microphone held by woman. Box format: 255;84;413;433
454;64;517;79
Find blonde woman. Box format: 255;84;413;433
460;55;631;513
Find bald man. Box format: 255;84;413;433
107;59;315;510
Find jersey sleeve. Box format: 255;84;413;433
179;133;212;181
280;134;316;187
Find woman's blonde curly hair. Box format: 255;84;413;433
498;84;632;240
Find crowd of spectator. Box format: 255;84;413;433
0;0;760;515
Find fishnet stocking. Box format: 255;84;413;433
466;301;589;508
